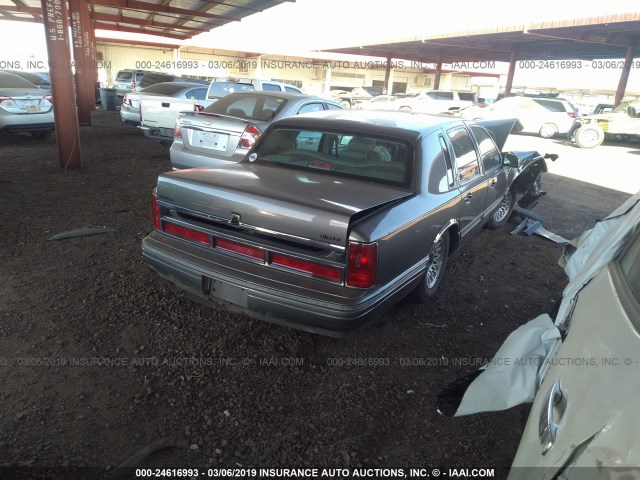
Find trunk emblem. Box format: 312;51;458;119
230;214;241;226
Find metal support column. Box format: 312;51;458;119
504;50;518;96
69;0;92;125
433;56;442;90
384;57;392;94
614;45;635;107
41;0;82;168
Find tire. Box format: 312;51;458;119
574;124;605;148
339;100;351;108
412;231;449;302
31;130;53;140
486;189;515;229
539;123;558;138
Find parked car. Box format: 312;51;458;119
137;83;213;143
143;111;550;336
121;82;209;126
170;91;343;169
568;100;640;148
206;78;302;101
354;95;398;111
464;96;577;138
113;69;162;98
392;90;478;114
2;70;51;91
331;86;379;108
0;71;54;138
508;192;640;477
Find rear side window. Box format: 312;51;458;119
326;103;342;110
446;126;480;183
458;92;476;101
427;91;454;100
0;72;36;88
252;128;413;187
135;72;145;82
470;125;501;171
262;83;282;92
427;133;455;194
115;71;133;81
285;86;302;93
297;103;323;114
533;99;566;112
187;88;207;100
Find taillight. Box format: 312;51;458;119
194;104;204;112
163;222;210;245
174;120;182;138
44;96;53;104
271;253;341;283
215;237;264;261
132;81;137;91
152;193;161;230
238;125;261;149
567;112;577;118
0;97;16;108
347;242;377;288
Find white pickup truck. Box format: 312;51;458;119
138;86;212;145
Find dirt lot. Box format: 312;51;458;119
0;111;632;480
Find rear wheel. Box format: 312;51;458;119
399;106;412;112
413;231;449;302
486;189;515;229
539;123;558;138
574;124;605;148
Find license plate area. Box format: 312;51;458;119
202;276;247;307
26;105;41;113
198;131;229;151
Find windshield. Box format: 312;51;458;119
141;83;188;96
613;102;630;113
115;71;133;82
251;127;413;187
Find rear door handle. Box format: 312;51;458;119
464;193;473;204
539;380;567;455
489;179;497;188
161;102;170;107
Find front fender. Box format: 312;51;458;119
506;151;548;209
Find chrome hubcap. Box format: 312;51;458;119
425;238;444;288
494;191;512;222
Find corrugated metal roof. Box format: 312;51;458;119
0;0;295;41
328;13;640;62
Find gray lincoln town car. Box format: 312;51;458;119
142;110;550;336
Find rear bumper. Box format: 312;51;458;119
0;121;55;133
138;125;174;144
120;105;140;125
142;233;418;336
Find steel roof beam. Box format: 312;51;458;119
88;0;236;21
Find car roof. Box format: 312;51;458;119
270;109;463;135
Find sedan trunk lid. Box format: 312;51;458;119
157;163;413;248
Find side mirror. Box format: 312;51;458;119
502;152;519;167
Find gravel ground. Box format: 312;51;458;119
0;110;631;480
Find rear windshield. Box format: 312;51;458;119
207;81;255;99
141;83;189;96
204;93;287;121
115;71;134;82
458;92;476;101
0;72;37;88
251;128;413;187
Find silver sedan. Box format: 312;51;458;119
0;71;54;139
170;91;343;170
